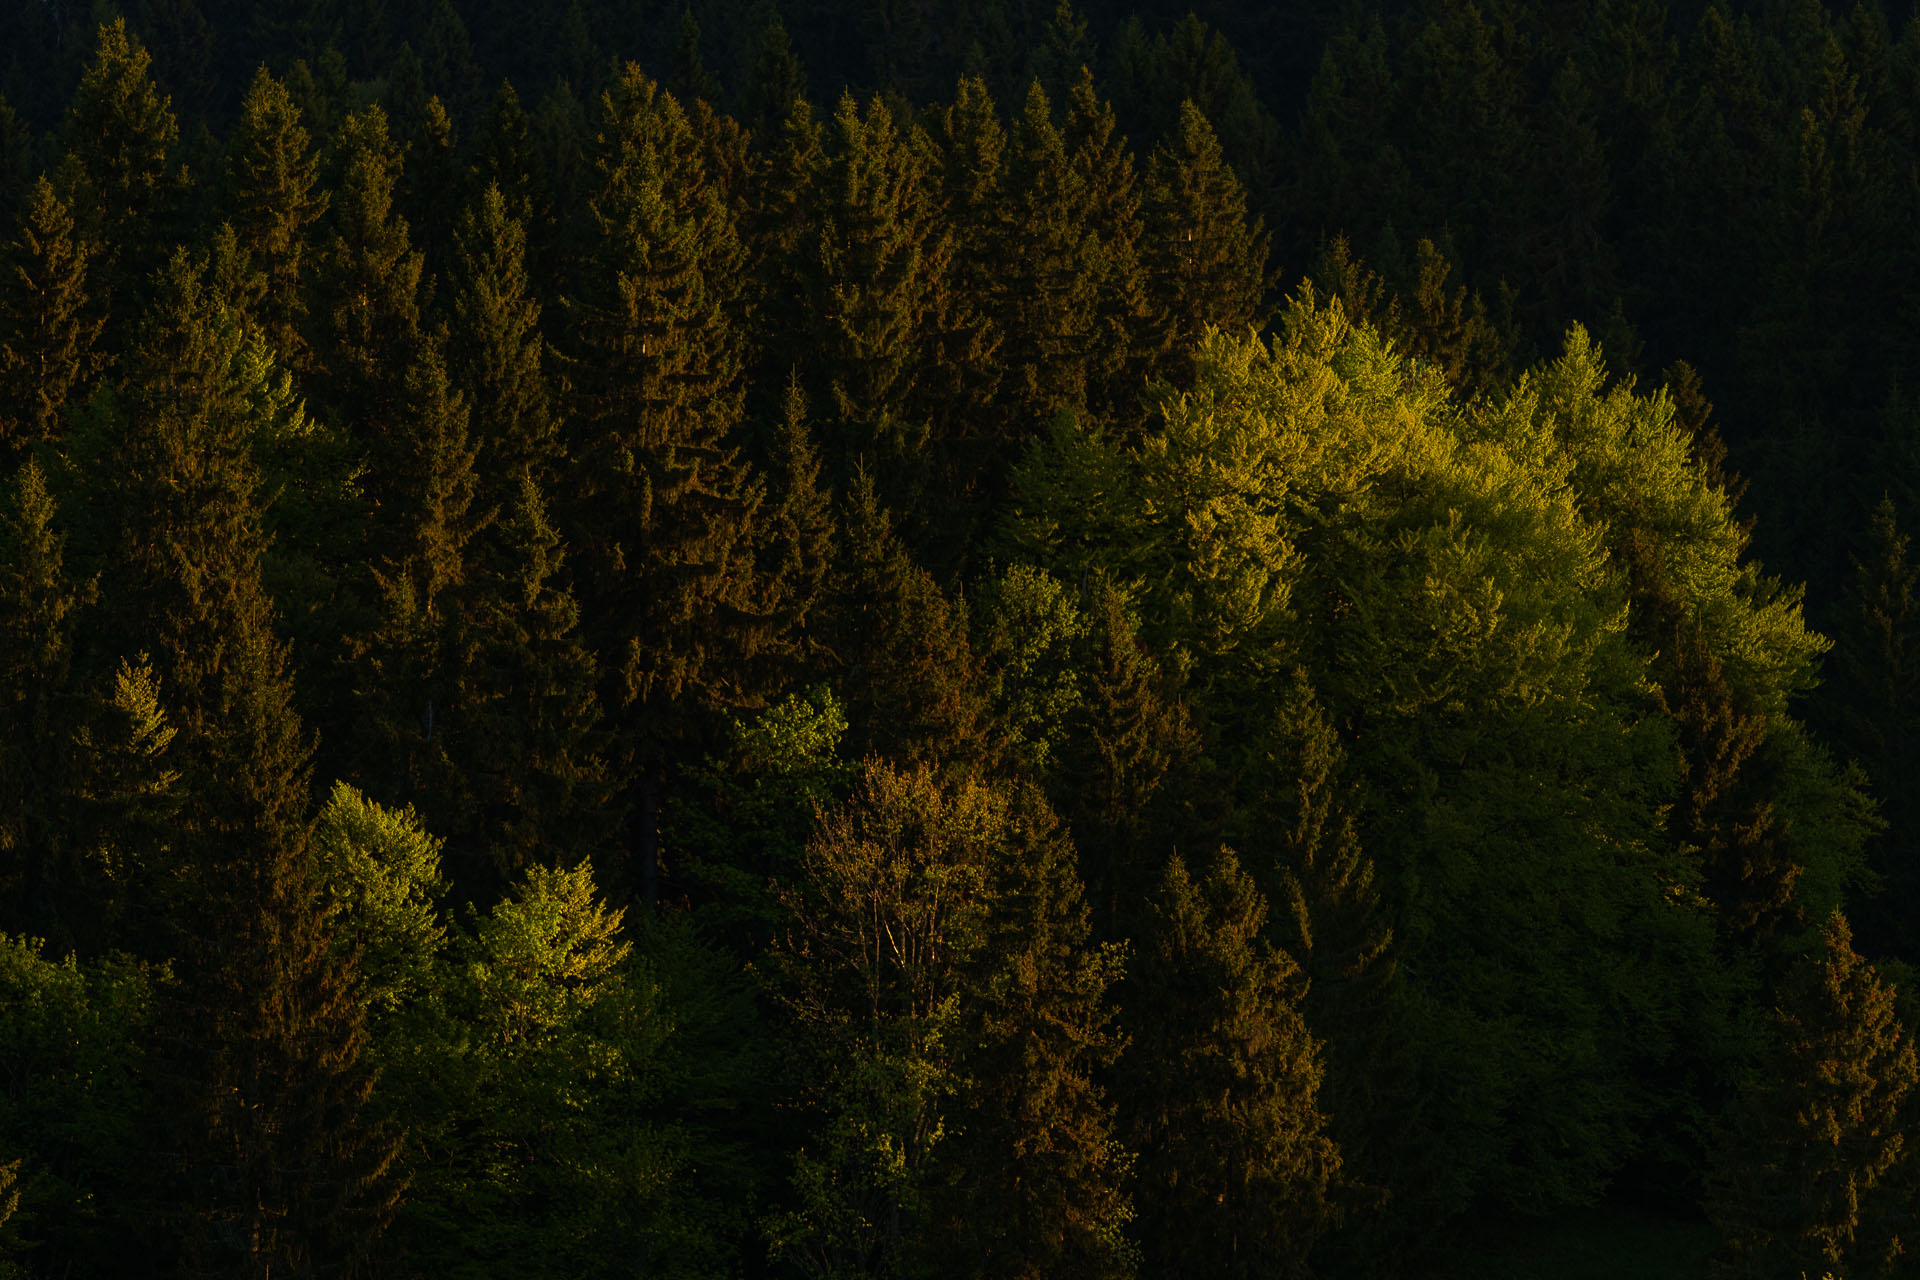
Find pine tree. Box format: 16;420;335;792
440;478;612;888
565;67;768;904
95;247;397;1273
0;178;104;463
449;182;559;508
1707;912;1917;1279
1142;100;1268;379
830;469;989;767
58;19;179;349
0;462;81;937
1833;496;1920;951
308;104;424;443
1062;68;1153;421
1122;849;1340;1280
227;67;328;369
1246;670;1399;1204
1051;578;1197;937
802;92;950;499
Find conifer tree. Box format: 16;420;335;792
1051;578;1197;936
1246;671;1400;1201
96;248;396;1273
1707;912;1917;1279
0;177;104;462
931;75;1010;465
58;19;178;347
449;182;558;507
565;67;768;903
995;81;1102;427
0;462;80;936
1657;613;1802;945
1122;849;1340;1280
1062;68;1154;420
0;96;30;213
802;92;950;500
347;338;480;815
1833;495;1920;950
309;104;424;442
440;478;612;887
830;470;989;767
227;66;328;369
1142;101;1268;379
744;89;824;388
759;378;835;667
397;94;463;280
471;80;546;236
741;12;809;144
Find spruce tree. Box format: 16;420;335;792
0;462;80;937
0;177;104;462
759;378;836;669
1142;100;1268;380
308;104;424;445
1061;68;1153;421
945;781;1133;1280
830;469;989;768
58;19;179;350
565;67;768;904
396;94;463;282
96;248;396;1273
471;80;546;235
1051;578;1198;937
1833;495;1920;952
996;82;1100;427
1246;670;1400;1209
931;75;1011;468
227;66;328;369
1122;849;1340;1280
449;182;559;507
744;89;824;391
802;92;950;502
347;338;480;822
1707;912;1917;1279
440;478;612;888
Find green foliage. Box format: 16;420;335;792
679;684;851;943
311;781;448;1015
386;860;765;1278
0;935;155;1277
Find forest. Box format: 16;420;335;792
0;0;1918;1275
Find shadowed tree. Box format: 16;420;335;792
226;66;328;369
0;178;104;463
1707;912;1917;1279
